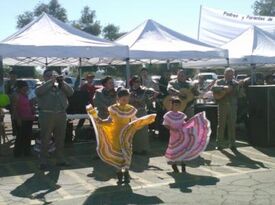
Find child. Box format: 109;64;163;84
163;97;211;173
87;88;156;185
13;81;35;157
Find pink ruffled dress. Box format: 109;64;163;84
163;111;211;164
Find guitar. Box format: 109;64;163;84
163;88;194;111
213;85;233;100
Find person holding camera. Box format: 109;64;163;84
35;69;74;170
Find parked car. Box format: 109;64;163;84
151;75;161;83
193;72;218;82
17;78;41;100
63;76;76;88
93;79;103;89
114;80;126;88
236;74;248;81
217;75;224;79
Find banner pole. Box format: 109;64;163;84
125;58;130;88
0;56;3;93
197;5;202;40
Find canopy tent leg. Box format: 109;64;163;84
125;58;130;88
45;57;48;68
78;58;82;89
226;58;230;67
251;63;256;85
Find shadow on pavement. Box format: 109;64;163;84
130;154;150;172
187;156;212;168
220;149;268;169
87;159;115;182
83;184;163;205
253;146;275;158
168;172;219;193
10;168;61;204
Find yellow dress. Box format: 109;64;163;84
87;104;156;169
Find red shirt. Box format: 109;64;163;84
16;93;35;120
80;83;97;104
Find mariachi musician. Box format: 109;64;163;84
166;69;198;119
129;76;159;154
93;76;117;119
212;67;240;150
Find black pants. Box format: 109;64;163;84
14;120;33;157
76;119;92;129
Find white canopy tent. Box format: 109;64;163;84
222;25;275;65
0;13;129;66
198;6;275;47
115;19;228;63
183;26;275;69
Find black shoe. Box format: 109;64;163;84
39;163;49;170
215;146;223;150
24;152;32;157
171;164;179;173
133;151;148;155
56;161;70;167
230;146;237;151
181;164;186;173
117;171;123;185
124;170;130;184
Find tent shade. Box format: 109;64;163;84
222;26;275;64
116;19;228;60
0;13;128;66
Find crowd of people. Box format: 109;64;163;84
1;66;275;185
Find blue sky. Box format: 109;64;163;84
0;0;256;41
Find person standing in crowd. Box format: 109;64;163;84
87;89;156;185
212;68;240;150
265;74;275;85
167;69;198;119
163;97;210;173
93;76;117;119
156;70;171;141
129;76;158;155
139;67;157;90
13;81;35;157
76;72;97;129
35;69;74;170
5;70;17;136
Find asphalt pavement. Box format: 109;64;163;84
1;133;275;205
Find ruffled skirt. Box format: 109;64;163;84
165;112;211;163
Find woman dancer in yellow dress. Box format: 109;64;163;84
87;89;156;184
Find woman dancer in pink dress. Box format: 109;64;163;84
163;97;211;173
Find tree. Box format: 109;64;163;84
47;0;67;22
16;0;67;28
253;0;275;16
16;11;34;29
102;24;122;40
76;6;101;36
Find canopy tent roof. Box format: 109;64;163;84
183;26;275;69
222;25;275;65
0;13;128;66
115;19;228;61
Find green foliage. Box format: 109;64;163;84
253;0;275;16
16;0;67;28
80;6;96;24
82;22;101;36
16;11;34;29
75;6;101;36
102;24;121;40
